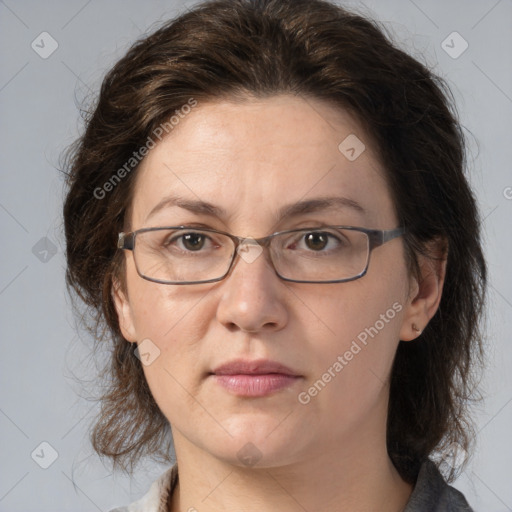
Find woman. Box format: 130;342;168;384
63;0;486;510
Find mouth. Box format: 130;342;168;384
209;359;302;397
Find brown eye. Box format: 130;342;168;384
181;233;206;251
304;232;329;251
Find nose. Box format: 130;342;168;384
215;242;289;333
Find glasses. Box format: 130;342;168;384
117;225;405;285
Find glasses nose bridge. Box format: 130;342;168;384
232;232;275;249
227;232;278;276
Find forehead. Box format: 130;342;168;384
130;94;396;230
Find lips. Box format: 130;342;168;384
211;359;299;377
210;359;302;397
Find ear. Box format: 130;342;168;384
399;238;448;341
112;279;138;343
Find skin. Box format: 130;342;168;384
114;94;446;512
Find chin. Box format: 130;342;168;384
205;416;306;469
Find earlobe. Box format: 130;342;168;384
112;280;138;343
399;239;448;341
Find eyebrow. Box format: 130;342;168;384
145;194;366;224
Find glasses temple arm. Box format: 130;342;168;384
118;232;134;250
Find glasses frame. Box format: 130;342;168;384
117;225;405;285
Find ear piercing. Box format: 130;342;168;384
412;323;422;334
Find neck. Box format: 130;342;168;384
169;426;412;512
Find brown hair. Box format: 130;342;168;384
63;0;486;481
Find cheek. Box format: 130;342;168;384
308;270;406;346
125;254;210;338
298;268;408;410
128;283;216;427
124;256;214;388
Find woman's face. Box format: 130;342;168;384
115;94;417;468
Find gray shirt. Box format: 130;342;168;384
110;459;473;511
404;460;473;511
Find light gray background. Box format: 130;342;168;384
0;0;511;510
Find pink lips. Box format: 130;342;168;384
210;359;301;397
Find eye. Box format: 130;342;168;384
303;232;331;251
165;232;214;252
288;230;345;252
180;232;207;251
